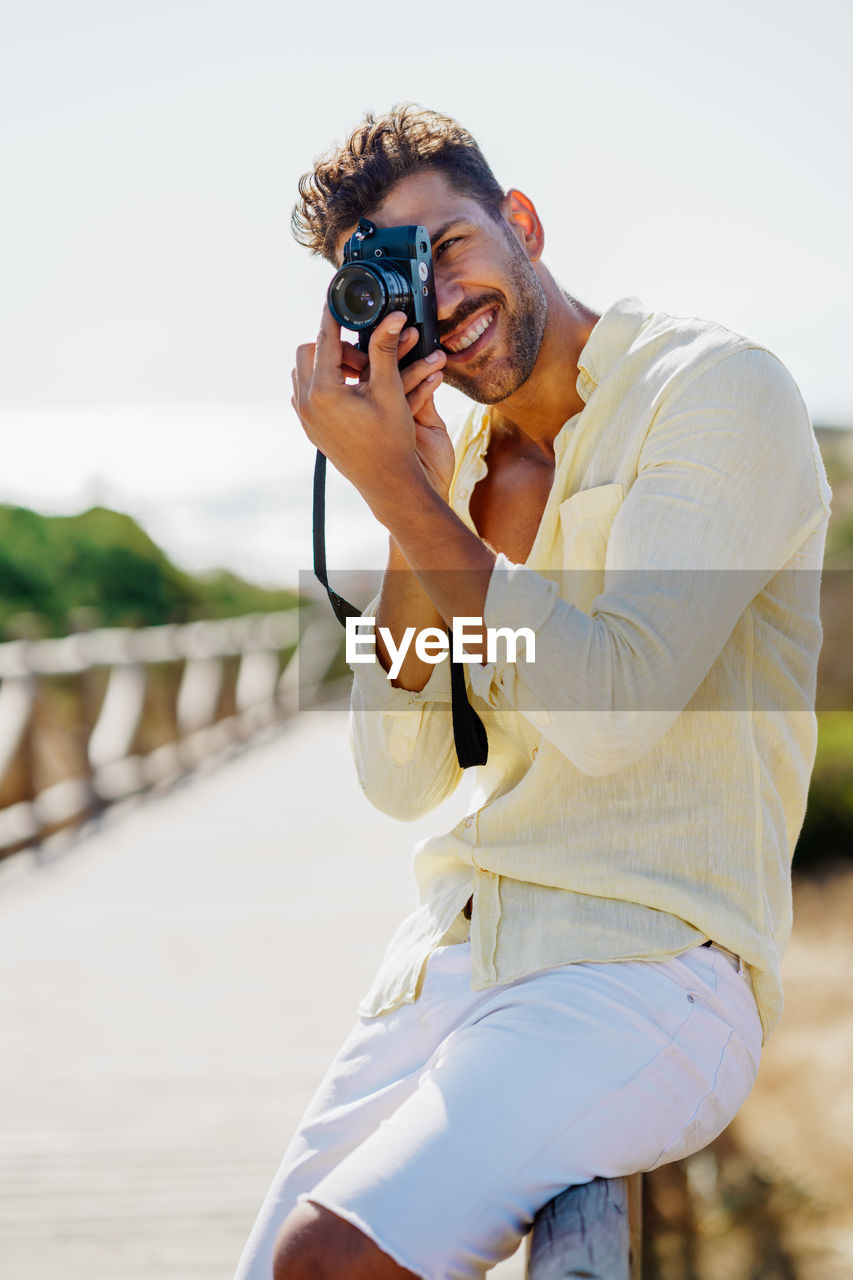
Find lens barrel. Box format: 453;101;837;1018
328;261;412;330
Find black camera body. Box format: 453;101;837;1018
327;218;441;370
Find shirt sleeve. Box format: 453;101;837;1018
468;346;830;775
348;595;464;820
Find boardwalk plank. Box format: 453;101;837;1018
1;714;520;1278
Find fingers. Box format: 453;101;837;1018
311;304;345;385
293;342;316;406
346;327;428;383
365;311;409;386
400;347;446;397
341;340;369;372
299;307;438;404
407;370;444;418
397;327;420;361
294;311;366;405
340;340;369;382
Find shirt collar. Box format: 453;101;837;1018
462;296;650;449
576;296;650;404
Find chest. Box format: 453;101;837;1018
467;446;556;565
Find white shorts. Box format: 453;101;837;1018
233;941;762;1280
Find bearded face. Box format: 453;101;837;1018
437;223;549;405
338;171;551;407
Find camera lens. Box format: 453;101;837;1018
328;261;412;330
342;276;380;320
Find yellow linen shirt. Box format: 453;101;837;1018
349;297;831;1043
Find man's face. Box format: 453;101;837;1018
334;170;548;405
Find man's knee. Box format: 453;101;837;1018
272;1200;420;1280
272;1202;342;1280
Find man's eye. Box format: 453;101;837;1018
434;238;459;259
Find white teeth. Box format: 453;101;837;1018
447;310;494;353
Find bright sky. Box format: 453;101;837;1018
1;0;850;585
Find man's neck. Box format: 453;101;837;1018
489;273;599;459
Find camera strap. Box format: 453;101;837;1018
312;448;488;768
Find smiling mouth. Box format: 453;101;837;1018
441;308;497;355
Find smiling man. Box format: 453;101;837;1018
233;106;831;1280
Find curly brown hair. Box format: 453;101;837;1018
292;104;505;263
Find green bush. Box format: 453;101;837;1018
0;504;296;640
794;712;853;871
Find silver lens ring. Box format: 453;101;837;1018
327;261;410;330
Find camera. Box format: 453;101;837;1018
327;218;440;370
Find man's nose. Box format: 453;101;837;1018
434;273;464;322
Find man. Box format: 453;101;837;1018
234;106;830;1280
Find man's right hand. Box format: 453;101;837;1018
340;326;454;501
318;319;459;690
371;328;457;689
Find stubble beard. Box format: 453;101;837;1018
441;234;549;406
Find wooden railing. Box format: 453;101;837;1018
0;607;342;856
528;1173;642;1278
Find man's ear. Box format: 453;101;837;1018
502;188;545;263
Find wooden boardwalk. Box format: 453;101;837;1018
0;711;529;1279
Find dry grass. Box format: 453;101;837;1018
644;866;853;1279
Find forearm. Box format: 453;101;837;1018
350;525;466;814
371;475;497;660
374;539;448;691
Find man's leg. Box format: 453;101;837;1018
300;944;761;1278
233;943;486;1280
236;941;761;1280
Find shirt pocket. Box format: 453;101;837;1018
558;482;624;611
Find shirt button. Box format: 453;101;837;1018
532;747;538;759
458;486;469;498
465;816;474;828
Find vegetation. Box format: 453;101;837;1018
793;428;853;871
795;711;853;871
0;504;296;640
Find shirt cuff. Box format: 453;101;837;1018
350;643;453;709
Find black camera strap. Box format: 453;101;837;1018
312;450;362;626
312;448;488;768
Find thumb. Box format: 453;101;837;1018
367;312;407;384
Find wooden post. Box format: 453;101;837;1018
527;1173;642;1280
